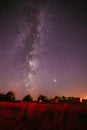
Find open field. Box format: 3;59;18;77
0;102;87;130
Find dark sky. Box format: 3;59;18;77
0;0;87;99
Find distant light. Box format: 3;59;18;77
80;98;82;103
84;96;87;100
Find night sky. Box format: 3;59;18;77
0;0;87;100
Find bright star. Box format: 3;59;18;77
53;79;57;82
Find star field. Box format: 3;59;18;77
0;0;87;99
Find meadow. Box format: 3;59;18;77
0;102;87;130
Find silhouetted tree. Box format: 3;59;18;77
62;96;66;103
68;96;74;103
54;96;61;103
55;96;62;100
5;91;15;101
23;94;33;102
54;96;64;103
61;96;69;103
37;95;49;103
0;93;5;101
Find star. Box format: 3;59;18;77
53;79;57;82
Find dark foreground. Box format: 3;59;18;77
0;102;87;130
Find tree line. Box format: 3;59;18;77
0;91;70;102
0;91;86;104
0;91;49;102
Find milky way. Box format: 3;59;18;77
0;0;87;99
0;0;47;98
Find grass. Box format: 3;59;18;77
0;102;87;130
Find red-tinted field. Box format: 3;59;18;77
0;102;87;130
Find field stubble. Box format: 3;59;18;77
0;102;87;130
